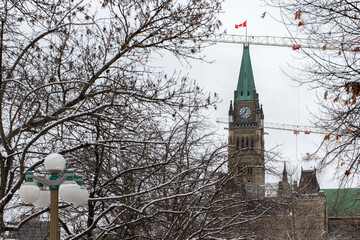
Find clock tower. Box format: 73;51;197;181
228;45;265;198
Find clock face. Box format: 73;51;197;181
239;107;251;119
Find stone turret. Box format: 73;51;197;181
298;168;320;194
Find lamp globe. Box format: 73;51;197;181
44;153;66;172
59;173;81;203
33;184;50;208
73;185;89;206
19;181;40;204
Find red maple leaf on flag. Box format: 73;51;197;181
235;21;247;29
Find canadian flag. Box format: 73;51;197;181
235;21;247;28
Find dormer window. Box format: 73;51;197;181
241;92;243;96
247;91;250;96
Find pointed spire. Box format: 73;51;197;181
282;162;288;183
236;45;256;101
229;100;233;112
278;162;291;197
229;101;234;123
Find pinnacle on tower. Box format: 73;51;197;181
282;162;288;183
228;100;234;123
229;100;233;112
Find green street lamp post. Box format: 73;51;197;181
19;153;89;240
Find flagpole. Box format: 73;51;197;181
246;19;248;45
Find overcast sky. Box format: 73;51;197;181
158;0;344;187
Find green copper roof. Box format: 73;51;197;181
236;45;255;101
322;188;360;217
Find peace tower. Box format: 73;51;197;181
228;45;265;198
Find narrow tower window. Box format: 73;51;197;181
236;137;239;150
241;138;244;148
246;137;249;147
251;138;254;148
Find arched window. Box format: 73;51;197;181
251;138;254;148
246;137;249;147
241;138;244;148
236;137;239;150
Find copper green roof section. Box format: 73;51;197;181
236;45;255;101
322;188;360;218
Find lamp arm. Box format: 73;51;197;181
30;176;52;186
26;171;74;187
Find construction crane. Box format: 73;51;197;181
215;119;326;135
204;34;359;52
263;122;325;135
208;35;348;135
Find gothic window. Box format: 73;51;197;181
236;137;239;150
251;138;254;148
246;137;249;147
241;138;244;148
247;167;253;175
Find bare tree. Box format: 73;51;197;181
0;0;231;238
266;0;360;182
